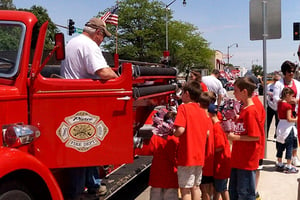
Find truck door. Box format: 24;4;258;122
29;23;134;168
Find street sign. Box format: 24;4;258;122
249;0;281;40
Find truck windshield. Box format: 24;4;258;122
0;21;25;78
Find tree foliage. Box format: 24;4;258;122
18;5;59;50
0;0;59;50
100;0;214;72
0;0;15;10
252;64;263;76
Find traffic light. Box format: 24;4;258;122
293;22;300;40
68;19;75;36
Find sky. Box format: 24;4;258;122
12;0;300;73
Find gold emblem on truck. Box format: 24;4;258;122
56;111;108;152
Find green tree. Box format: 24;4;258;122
252;64;263;76
168;21;214;72
18;5;59;50
0;0;15;10
100;0;213;72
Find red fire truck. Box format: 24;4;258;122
0;10;177;199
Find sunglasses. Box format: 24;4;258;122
287;69;295;73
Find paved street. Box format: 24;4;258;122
136;92;300;200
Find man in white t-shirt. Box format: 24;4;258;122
61;17;118;80
61;17;117;200
202;69;224;107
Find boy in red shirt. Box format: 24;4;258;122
136;109;180;200
228;77;261;200
252;90;266;200
208;103;231;200
198;91;215;200
174;80;208;200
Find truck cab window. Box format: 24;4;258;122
0;22;25;78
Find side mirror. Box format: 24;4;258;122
55;33;65;60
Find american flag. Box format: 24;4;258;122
101;5;118;26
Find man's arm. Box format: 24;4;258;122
95;67;118;80
217;94;223;108
272;81;282;109
217;79;224;107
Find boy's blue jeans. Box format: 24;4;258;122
229;168;256;200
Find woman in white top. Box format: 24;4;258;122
273;60;300;167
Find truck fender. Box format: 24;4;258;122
0;147;63;200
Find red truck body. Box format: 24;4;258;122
0;10;176;199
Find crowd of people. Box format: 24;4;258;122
137;52;300;200
59;14;300;200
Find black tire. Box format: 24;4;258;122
0;180;33;200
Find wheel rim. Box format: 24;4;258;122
0;190;31;200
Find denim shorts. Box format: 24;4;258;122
214;178;228;192
229;168;256;200
276;130;295;160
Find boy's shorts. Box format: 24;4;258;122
177;166;202;188
200;176;214;184
150;187;179;200
214;178;229;193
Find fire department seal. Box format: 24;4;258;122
56;111;109;152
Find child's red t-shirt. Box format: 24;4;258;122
278;101;293;119
231;105;261;170
135;134;179;188
252;95;266;160
202;116;214;176
213;121;231;179
200;82;208;92
174;102;208;166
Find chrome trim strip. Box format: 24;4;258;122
36;88;127;94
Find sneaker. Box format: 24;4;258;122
284;166;299;174
275;163;284;172
292;157;300;167
255;192;261;200
88;184;107;196
97;185;107;196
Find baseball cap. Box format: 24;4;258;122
85;17;112;37
208;103;218;114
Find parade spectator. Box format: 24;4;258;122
60;17;118;199
135;109;180;200
189;70;208;91
173;80;208;200
227;77;261;200
273;60;300;167
266;72;281;139
198;92;215;200
250;78;266;200
275;87;299;173
208;103;231;200
202;69;224;108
